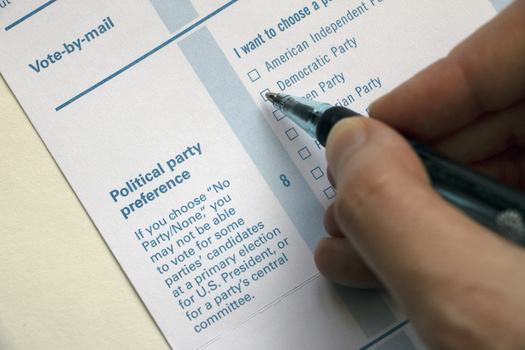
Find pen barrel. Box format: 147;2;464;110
274;94;332;138
409;139;525;245
316;107;360;146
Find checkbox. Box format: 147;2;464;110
260;88;271;101
285;127;298;141
311;167;324;179
324;186;336;199
273;110;285;121
248;69;261;82
298;147;311;160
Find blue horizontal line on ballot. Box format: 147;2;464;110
5;0;57;31
55;0;239;111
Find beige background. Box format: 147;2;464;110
0;74;170;349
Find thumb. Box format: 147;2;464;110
325;117;522;309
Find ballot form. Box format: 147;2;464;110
0;1;500;348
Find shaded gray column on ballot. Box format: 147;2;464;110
178;26;402;342
178;27;324;255
149;0;199;33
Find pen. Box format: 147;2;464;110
266;92;525;247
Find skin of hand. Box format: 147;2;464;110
314;1;525;349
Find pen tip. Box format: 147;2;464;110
266;92;277;103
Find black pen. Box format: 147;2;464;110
266;92;525;246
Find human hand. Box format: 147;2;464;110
314;1;525;348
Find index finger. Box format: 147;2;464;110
369;1;525;141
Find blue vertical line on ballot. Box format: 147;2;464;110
55;0;239;111
178;26;399;340
5;0;57;31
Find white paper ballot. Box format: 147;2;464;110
0;1;499;349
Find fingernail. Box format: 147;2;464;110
367;97;383;117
